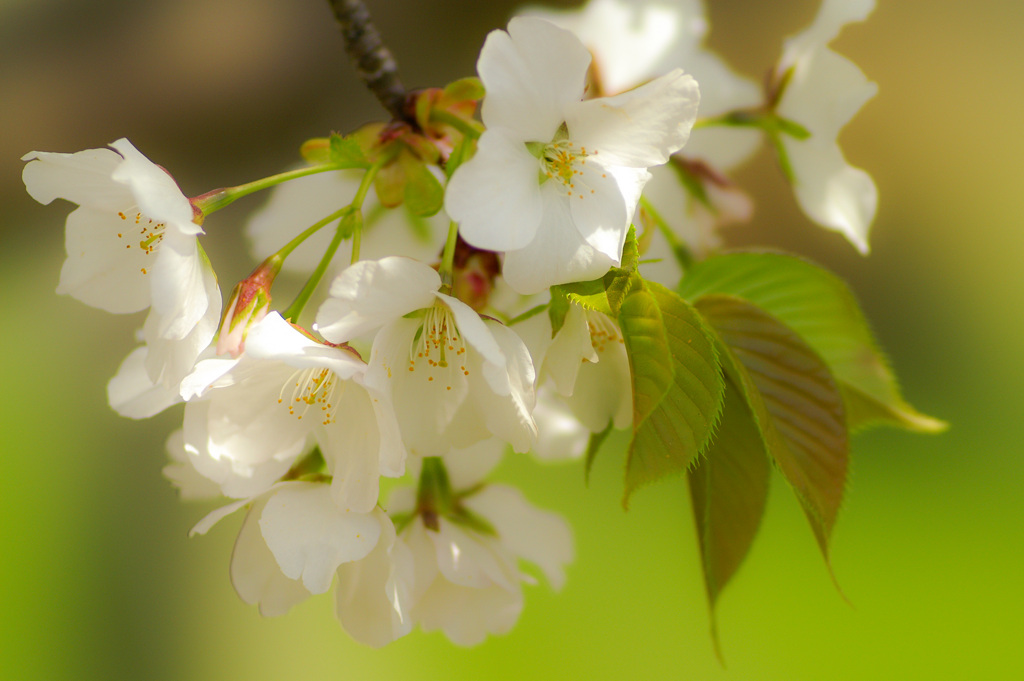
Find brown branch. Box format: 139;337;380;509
327;0;410;121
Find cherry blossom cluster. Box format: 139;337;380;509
22;0;879;647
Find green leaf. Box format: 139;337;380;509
689;377;770;661
401;155;444;217
678;252;945;433
620;281;724;505
547;291;570;338
584;421;614;485
695;294;847;563
551;278;613;320
329;133;371;169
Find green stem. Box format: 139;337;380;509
429;109;482;140
639;195;694;271
438;220;460;295
192;163;342;216
277;205;352;262
281;161;383;320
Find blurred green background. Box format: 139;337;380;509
2;0;1021;678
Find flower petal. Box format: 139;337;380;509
782;0;875;68
335;510;415;647
463;484;574;590
109;138;199;236
568;161;644;261
107;345;182;419
316;257;441;344
259;483;382;594
230;495;313;616
501;184;616;294
444;127;544;252
22;147;127;209
246;312;366;380
478;17;591;141
566;69;700;168
784;138;877;254
318;384;384;514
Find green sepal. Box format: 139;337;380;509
442;76;485;103
619;280;724;506
678;251;945;433
329;133;372;169
401;154;444;217
300;137;331;164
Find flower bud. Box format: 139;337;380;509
217;257;280;357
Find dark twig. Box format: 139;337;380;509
327;0;410;121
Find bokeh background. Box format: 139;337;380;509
2;0;1021;678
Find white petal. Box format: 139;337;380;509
502;184;616;294
316;257;440;343
531;390;590;462
335;510;415;647
143;256;221;388
569;161;644;261
778;47;878;142
259;483;382;594
22;147;127;209
107;346;182;419
109;138;199;236
413;577;523;647
524;0;684;95
444;127;544;252
443;438;506;490
566;69;700;167
543;303;595;396
785;139;877;254
782;0;875;68
319;384;383;514
162;429;222;500
245;312;366;380
230;496;313;616
189;496;252;536
478;17;591;140
429;521;517;591
436;292;508;394
468;321;538;453
564;317;633;432
463;484;574;590
56;206;153;313
148;230;215;341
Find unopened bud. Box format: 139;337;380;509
451;236;500;313
216;257;280;357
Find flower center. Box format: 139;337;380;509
278;367;343;426
116;210;165;275
587;311;624;356
539;139;598;200
407;304;469;392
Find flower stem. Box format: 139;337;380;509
281;162;383;321
438;220;460;295
327;0;409;122
191;163;342;216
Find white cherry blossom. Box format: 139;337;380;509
179;312;404;510
384;448;573;645
445;17;699;294
316;257;538;457
774;0;879;253
23;139;221;388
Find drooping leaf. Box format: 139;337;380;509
695;294;847;561
679;252;945;433
689;377;770;660
401;154;444;217
584;421;614;485
619;281;724;505
329;133;371;169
